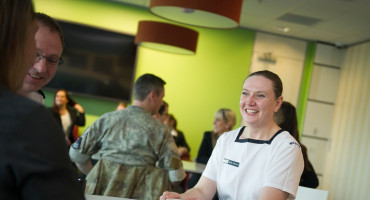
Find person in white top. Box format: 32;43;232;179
160;70;304;200
49;89;85;146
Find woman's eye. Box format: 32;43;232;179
257;94;265;98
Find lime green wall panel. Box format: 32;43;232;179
297;42;316;137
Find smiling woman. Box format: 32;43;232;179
48;89;86;146
161;70;304;200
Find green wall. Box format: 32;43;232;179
297;42;316;137
35;0;255;159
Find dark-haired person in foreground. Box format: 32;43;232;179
70;73;185;199
0;0;84;199
18;12;64;104
274;101;319;188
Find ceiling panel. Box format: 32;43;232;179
109;0;370;46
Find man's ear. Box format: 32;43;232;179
148;91;156;102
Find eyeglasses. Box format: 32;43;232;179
35;52;64;67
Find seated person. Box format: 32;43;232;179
187;108;236;199
153;101;169;123
165;114;191;160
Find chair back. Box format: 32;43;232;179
295;186;329;200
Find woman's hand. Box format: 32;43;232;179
178;147;189;156
160;191;182;200
74;103;84;113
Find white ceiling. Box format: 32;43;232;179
111;0;370;47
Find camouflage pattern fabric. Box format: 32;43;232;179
85;159;171;199
69;105;185;199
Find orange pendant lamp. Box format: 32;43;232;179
135;21;198;55
149;0;243;29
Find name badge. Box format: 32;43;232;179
222;158;239;167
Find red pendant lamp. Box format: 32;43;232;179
135;20;198;55
149;0;243;29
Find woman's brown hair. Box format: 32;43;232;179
0;0;35;91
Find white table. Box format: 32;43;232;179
85;194;136;200
182;160;206;174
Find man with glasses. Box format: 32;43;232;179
18;12;64;104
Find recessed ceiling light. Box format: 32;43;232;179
277;26;290;32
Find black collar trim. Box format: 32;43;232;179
235;126;284;144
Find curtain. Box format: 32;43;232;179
323;42;370;199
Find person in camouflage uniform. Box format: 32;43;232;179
69;74;186;199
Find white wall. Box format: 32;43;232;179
302;43;344;188
249;32;306;105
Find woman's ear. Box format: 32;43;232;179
226;123;231;130
274;96;283;112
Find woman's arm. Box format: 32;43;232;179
73;104;86;126
259;187;289;200
160;176;217;200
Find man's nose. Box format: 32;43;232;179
34;57;48;73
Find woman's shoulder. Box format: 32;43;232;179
271;130;302;152
203;131;213;137
0;88;46;117
0;88;61;138
274;130;299;144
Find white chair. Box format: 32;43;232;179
295;186;329;200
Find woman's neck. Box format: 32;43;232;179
58;105;68;115
241;123;280;140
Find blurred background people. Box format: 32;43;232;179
116;101;127;111
17;12;64;104
165;113;191;192
0;0;84;199
165;114;190;160
274;101;319;188
69;74;185;199
153;101;169;123
49;89;85;146
187;108;236;199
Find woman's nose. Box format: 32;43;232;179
246;95;255;105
